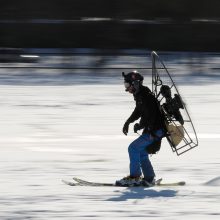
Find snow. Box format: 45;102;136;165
0;51;220;219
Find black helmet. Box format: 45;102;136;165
122;71;144;93
122;71;144;84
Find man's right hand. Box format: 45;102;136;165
122;122;129;135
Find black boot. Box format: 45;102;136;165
142;176;155;186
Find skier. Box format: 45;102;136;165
116;71;165;186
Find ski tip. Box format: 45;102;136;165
62;179;76;186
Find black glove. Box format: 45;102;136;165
122;122;129;135
134;123;141;133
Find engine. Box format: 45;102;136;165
160;85;184;125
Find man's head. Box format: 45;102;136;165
122;71;144;94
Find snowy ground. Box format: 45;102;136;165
0;51;220;219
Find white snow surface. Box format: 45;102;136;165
0;51;220;219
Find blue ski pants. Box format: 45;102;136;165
128;129;163;179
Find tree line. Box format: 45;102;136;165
1;0;219;20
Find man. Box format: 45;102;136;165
116;71;165;187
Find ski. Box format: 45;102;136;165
62;177;185;187
62;179;78;186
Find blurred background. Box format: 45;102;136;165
1;0;220;51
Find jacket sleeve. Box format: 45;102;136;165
140;95;162;132
126;107;141;124
139;102;150;128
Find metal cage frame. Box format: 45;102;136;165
151;51;198;155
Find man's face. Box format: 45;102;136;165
124;82;134;94
127;85;134;94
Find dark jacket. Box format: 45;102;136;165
126;85;164;134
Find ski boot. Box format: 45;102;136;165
115;176;142;187
141;177;156;187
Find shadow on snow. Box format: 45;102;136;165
107;187;178;201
